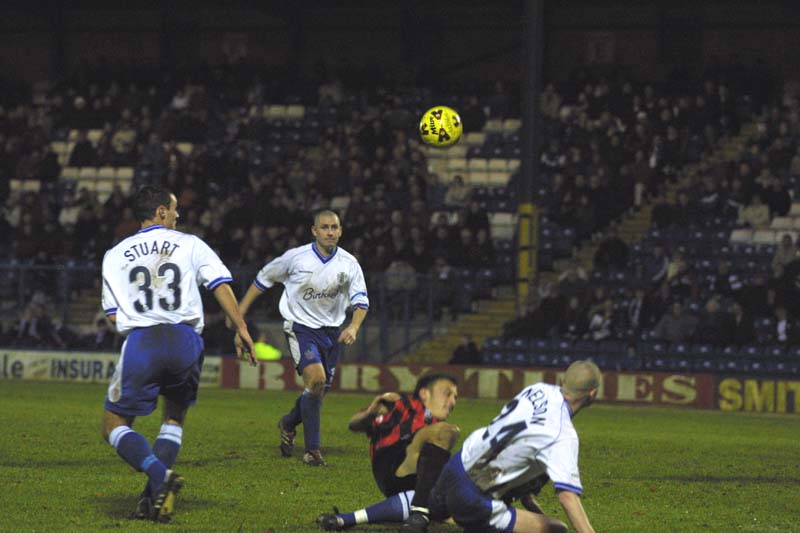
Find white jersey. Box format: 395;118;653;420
101;224;233;335
254;243;369;328
460;383;583;499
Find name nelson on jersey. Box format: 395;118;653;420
122;240;181;262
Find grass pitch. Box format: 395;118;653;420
0;381;798;532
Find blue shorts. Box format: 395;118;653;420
429;452;517;532
105;324;205;417
283;321;341;389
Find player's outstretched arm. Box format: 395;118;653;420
557;490;594;533
213;283;256;365
348;392;401;432
338;307;368;345
237;283;264;318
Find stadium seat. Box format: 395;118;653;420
445;144;468;158
424;146;447;159
467;171;490;185
67;129;79;142
789;203;800;216
489;212;515;240
751;229;775;244
447;157;467;172
78;167;98;180
97;166;115;179
176;142;194;156
61;166;80;180
285;105;305;119
468;158;489;172
507;159;521;172
264;105;288;120
115;167;134;180
488;171;511;186
488;158;507;171
87;129;103;146
730;229;752;243
771;217;793;230
330;196;350;215
483;337;504;350
502;118;521;132
464;132;486;146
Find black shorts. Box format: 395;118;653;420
372;443;417;497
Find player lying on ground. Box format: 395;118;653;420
317;373;459;532
426;360;600;532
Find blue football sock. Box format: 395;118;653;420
339;490;412;525
300;390;322;451
109;426;168;490
144;424;183;497
284;394;303;429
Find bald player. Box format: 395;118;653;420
424;361;602;533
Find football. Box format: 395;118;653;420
419;105;463;147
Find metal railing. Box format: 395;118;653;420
0;264;462;362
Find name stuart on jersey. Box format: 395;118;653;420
122;240;181;262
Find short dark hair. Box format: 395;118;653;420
132;186;172;222
413;373;458;400
313;209;340;226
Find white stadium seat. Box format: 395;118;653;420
771;217;794;230
752;230;775;245
729;229;752;243
468;158;488;172
488;158;507;171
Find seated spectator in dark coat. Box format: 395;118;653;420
720;301;756;346
557;261;589;303
463;200;490;235
559;296;587;340
693;297;726;345
775;305;800;345
641;242;669;287
652;301;697;343
448;335;481;365
81;315;117;351
765;177;791;218
737;272;773;318
672;189;702;229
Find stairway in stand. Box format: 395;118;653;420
403;122;755;365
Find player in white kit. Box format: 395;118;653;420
238;209;369;466
426;360;601;533
100;186;256;522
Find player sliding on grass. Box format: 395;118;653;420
317;373;460;533
426;360;601;533
99;186;255;523
237;210;369;466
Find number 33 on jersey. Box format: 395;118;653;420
102;224;233;335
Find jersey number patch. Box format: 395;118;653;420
129;263;182;312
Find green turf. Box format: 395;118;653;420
0;381;798;532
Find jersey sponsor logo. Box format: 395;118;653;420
304;348;316;361
302;287;340;300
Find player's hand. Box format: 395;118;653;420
521;494;544;514
338;325;358;346
235;327;257;366
225;316;234;330
369;392;400;414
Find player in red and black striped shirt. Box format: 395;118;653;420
317;373;459;532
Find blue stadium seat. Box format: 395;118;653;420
764;345;786;360
530;338;550;354
483;337;503;350
505;337;529;351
